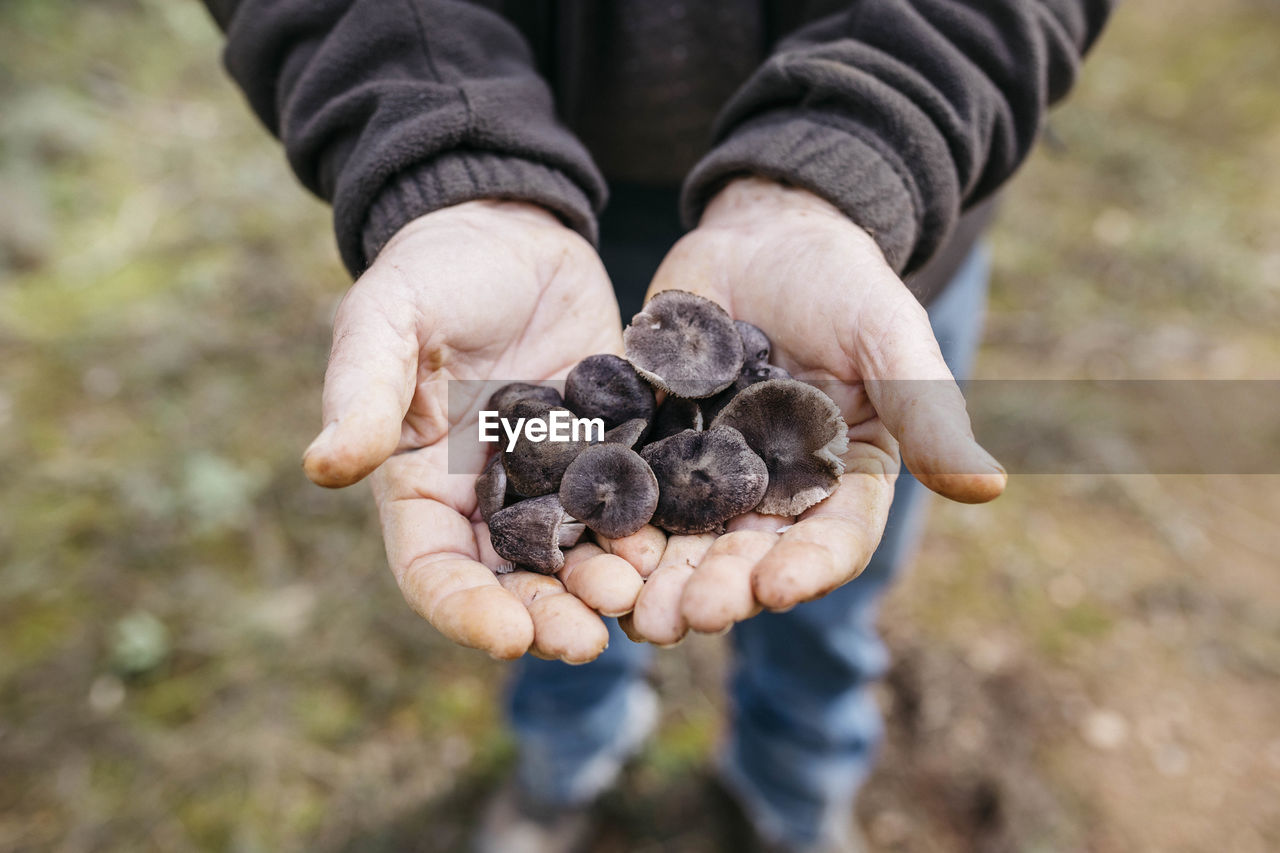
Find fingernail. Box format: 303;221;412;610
303;421;338;462
977;446;1005;476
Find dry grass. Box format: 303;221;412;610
1;0;1277;850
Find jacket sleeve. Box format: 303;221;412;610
681;0;1114;275
203;0;607;276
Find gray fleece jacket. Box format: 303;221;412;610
201;0;1112;281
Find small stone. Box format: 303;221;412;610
965;636;1011;674
247;584;316;638
1082;709;1128;750
110;611;170;675
88;674;126;714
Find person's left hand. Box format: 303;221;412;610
616;177;1007;645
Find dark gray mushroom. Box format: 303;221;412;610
736;321;772;365
623;290;745;398
474;453;512;521
711;379;849;516
501;399;592;497
743;362;792;383
488;495;586;574
558;444;659;540
639;426;768;535
600;417;649;449
700;362;792;424
564;354;656;429
486;382;562;414
647;396;703;444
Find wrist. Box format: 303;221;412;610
697;177;885;265
699;176;848;230
357;153;600;274
382;199;570;253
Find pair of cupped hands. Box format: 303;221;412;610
301;176;1006;663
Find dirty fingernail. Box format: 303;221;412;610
303;421;338;461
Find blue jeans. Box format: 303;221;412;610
507;190;990;846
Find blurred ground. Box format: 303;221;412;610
1;0;1278;851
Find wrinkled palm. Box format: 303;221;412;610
619;178;1006;645
304;201;645;662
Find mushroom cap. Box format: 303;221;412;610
486;382;563;414
711;379;849;516
639;425;768;535
488;494;576;573
564;354;656;429
623;290;745;398
558;444;659;540
700;362;792;423
474;453;510;521
736;321;772;365
600;417;649;448
647;395;704;444
501;399;591;496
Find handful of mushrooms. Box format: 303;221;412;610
478;290;849;575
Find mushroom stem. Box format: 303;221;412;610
558;522;587;548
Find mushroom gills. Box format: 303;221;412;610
700;361;791;424
711;379;849;516
558;522;587;548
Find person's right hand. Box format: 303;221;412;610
301;200;645;663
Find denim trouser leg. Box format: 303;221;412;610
721;245;992;847
506;618;654;806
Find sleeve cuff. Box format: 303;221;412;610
681;113;930;274
353;151;600;274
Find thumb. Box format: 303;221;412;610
303;283;418;488
856;288;1006;504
